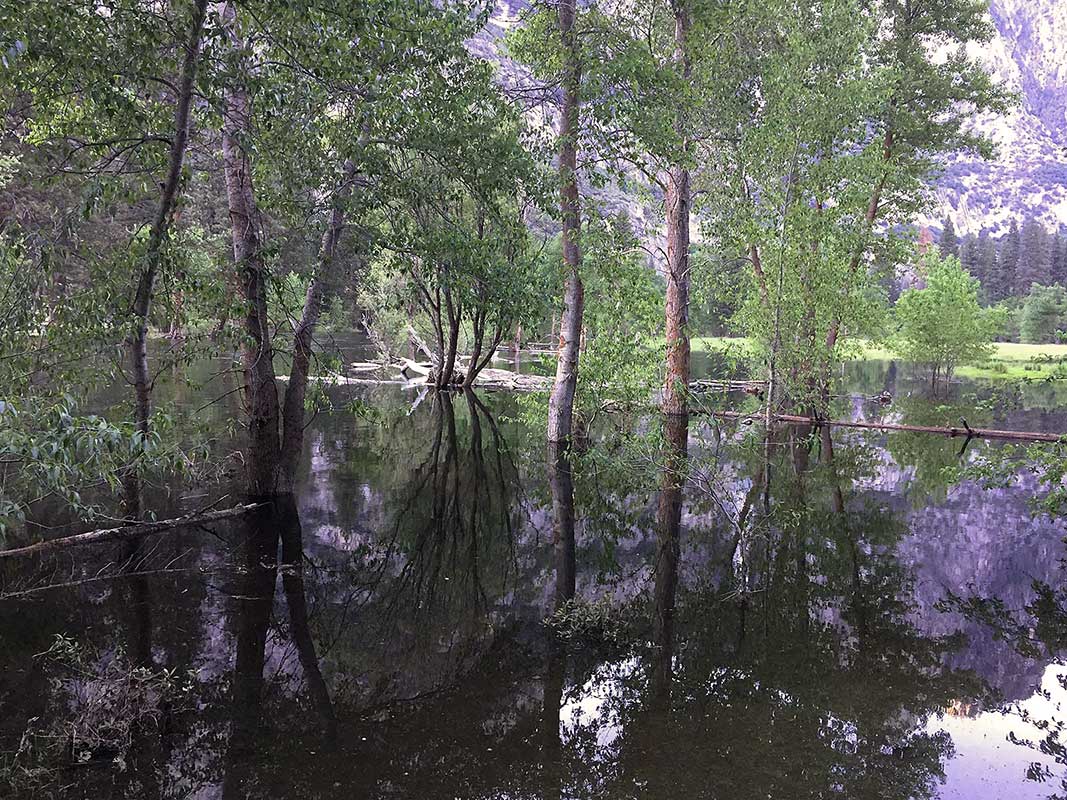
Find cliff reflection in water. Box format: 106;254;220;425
0;388;1064;798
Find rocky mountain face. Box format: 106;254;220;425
932;0;1067;235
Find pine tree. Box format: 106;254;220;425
975;232;997;305
1015;218;1052;293
994;220;1020;301
1051;232;1067;287
940;216;960;258
959;232;978;276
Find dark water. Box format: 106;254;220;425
3;340;1067;799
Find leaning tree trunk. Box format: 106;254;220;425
124;0;208;517
662;1;692;418
547;0;583;443
280;160;358;489
821;128;894;411
221;0;280;497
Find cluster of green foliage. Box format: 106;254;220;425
892;251;1002;387
0;0;1013;530
1019;284;1067;344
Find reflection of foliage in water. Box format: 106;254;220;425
0;394;1050;799
885;395;992;503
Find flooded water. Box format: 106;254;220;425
3;338;1067;799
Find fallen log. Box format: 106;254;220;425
398;358;432;378
691;379;766;394
0;503;263;559
707;411;1067;444
474;368;553;392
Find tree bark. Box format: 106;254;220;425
280;160;359;489
547;0;584;443
124;0;209;516
662;2;692;417
221;1;281;497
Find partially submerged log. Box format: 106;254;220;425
398;358;432;378
708;411;1067;444
0;503;263;559
475;368;553;392
691;379;766;395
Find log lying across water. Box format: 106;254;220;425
0;503;263;559
691;379;766;394
708;411;1067;443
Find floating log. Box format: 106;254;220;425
0;503;263;559
398;358;432;378
691;379;766;394
474;368;553;392
707;411;1067;443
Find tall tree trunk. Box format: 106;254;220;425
280;160;359;489
662;2;692;417
547;0;584;443
221;0;280;497
123;0;208;517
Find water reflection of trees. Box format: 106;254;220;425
4;401;1030;798
294;423;991;799
579;425;986;800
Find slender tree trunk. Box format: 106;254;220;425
547;0;584;443
280;160;359;489
820;129;894;409
123;0;208;517
221;0;280;497
662;2;692;417
463;305;485;390
439;285;460;388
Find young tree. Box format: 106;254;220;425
818;0;1008;406
2;0;212;516
1016;218;1052;293
1020;284;1067;344
547;0;585;442
940;217;960;258
893;252;998;389
994;219;1020;302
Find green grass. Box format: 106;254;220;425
693;336;1067;381
691;336;753;355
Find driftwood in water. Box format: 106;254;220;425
405;324;438;367
691;379;766;394
399;358;432;378
0;503;263;559
709;411;1066;444
475;368;553;392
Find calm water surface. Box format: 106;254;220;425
2;340;1067;798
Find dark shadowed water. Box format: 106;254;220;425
3;337;1067;799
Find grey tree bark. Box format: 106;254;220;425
546;0;584;443
662;2;692;418
220;1;282;497
280;160;359;489
124;0;209;516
